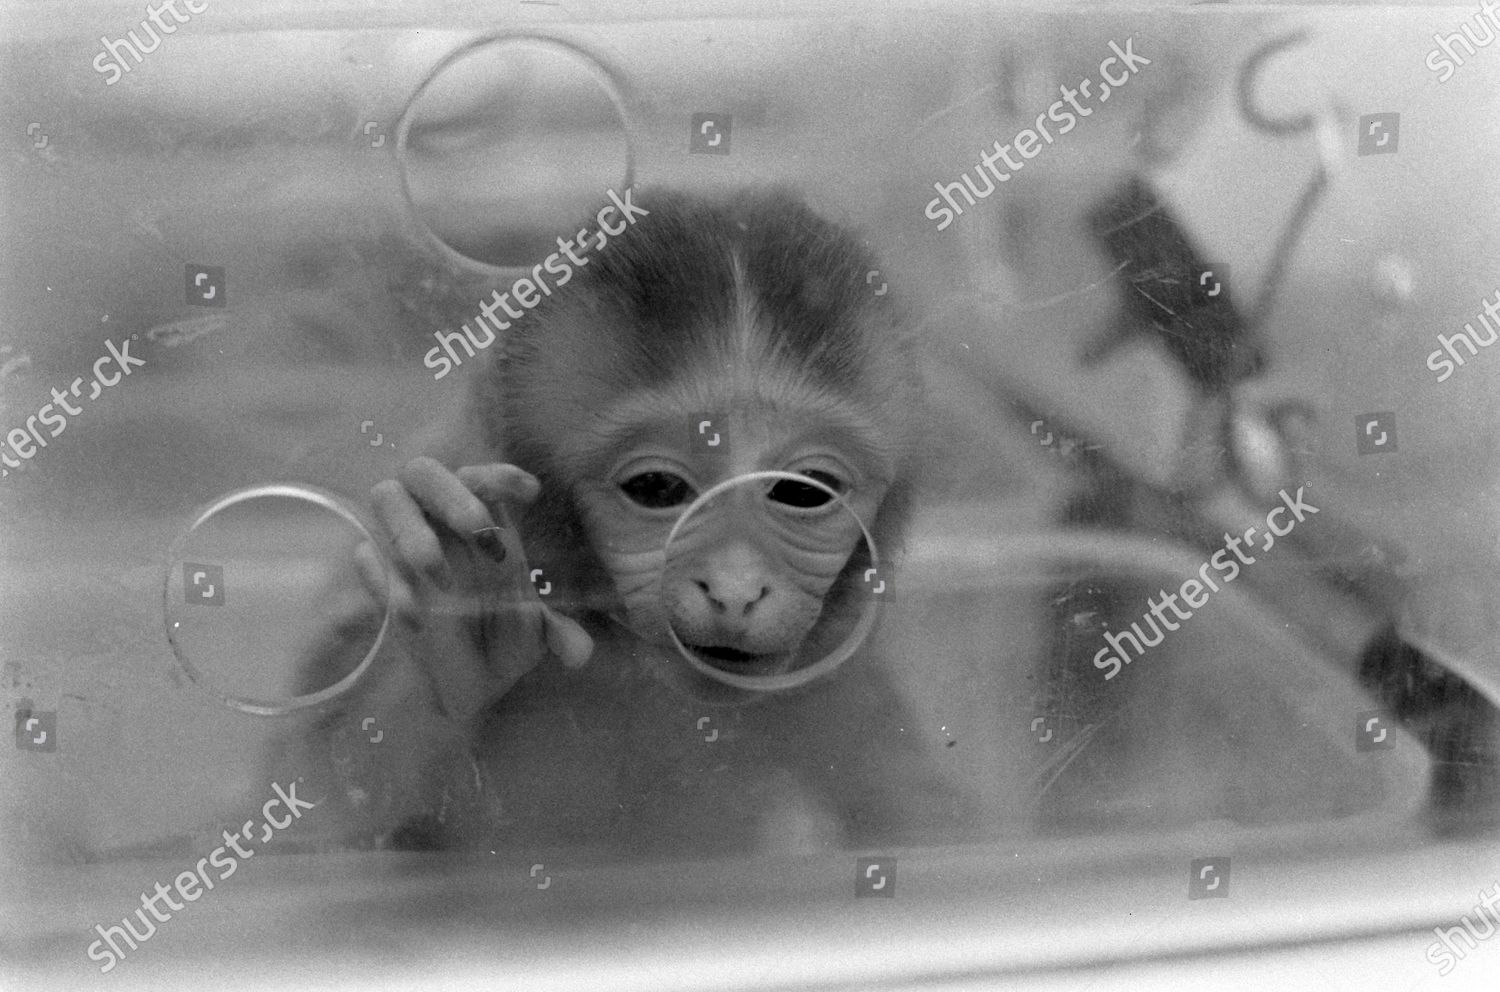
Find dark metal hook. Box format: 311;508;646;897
1237;29;1316;138
1234;28;1339;331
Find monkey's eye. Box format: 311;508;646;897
619;471;696;509
768;470;845;509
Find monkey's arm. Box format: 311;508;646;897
259;578;489;849
262;457;593;849
806;664;981;847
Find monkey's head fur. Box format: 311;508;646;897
470;188;924;680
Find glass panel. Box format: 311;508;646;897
2;1;1496;987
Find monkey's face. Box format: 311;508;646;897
573;406;891;678
490;188;922;678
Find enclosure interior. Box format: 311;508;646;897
2;0;1498;987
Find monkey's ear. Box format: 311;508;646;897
542;605;594;669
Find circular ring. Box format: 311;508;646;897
162;483;391;717
392;31;637;277
1237;30;1315;137
661;470;884;693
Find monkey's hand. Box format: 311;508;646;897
357;457;594;727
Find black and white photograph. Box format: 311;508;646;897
2;1;1498;988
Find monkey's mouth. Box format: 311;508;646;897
680;640;793;676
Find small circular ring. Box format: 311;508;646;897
392;32;637;277
1237;30;1316;137
661;470;884;693
162;483;391;717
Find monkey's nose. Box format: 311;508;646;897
696;577;771;617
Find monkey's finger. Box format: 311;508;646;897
474;597;549;688
352;539;417;627
455;464;542;506
460;536;586;671
398;456;498;537
371;478;452;591
542;606;594;669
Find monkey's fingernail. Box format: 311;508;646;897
473;526;507;563
544;610;594;668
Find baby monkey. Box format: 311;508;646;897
271;188;967;856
